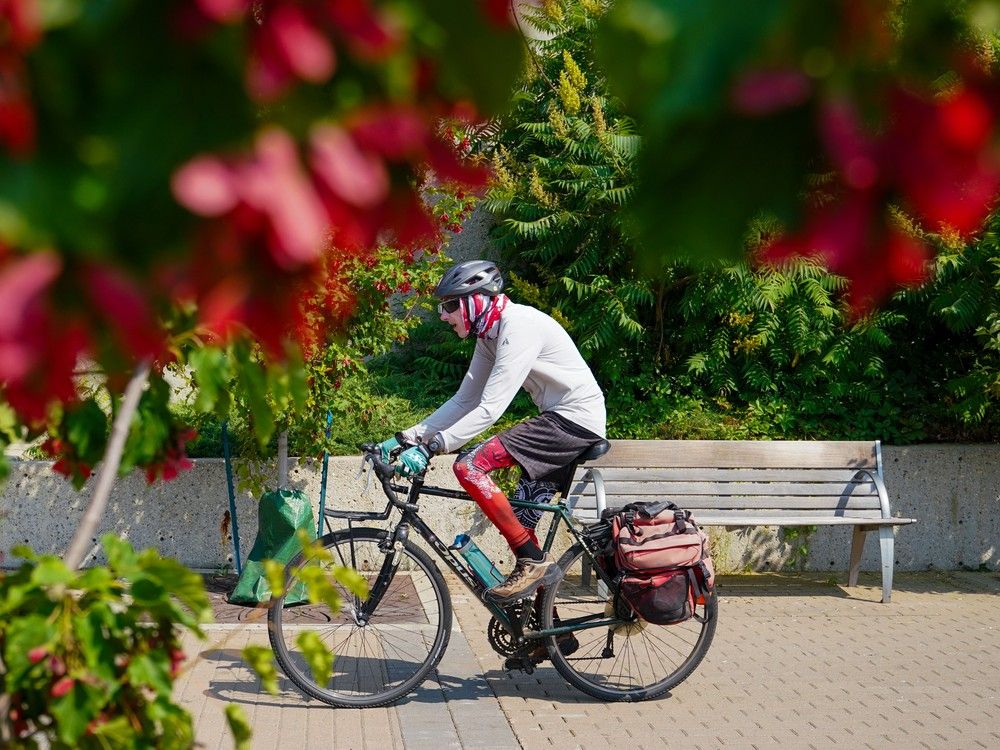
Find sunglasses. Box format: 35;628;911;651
438;299;462;314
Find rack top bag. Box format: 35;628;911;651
611;501;707;574
603;501;715;625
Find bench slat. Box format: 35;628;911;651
584;440;877;469
569;480;878;497
574;468;879;482
694;514;913;526
595;495;884;510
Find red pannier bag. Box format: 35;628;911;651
605;501;715;624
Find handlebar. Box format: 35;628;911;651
359;443;421;513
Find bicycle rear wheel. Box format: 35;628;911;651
267;527;452;708
541;543;717;702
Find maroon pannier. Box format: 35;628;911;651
604;501;714;625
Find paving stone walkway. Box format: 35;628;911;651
178;570;1000;749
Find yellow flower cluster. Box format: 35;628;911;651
543;0;565;23
530;165;555;207
558;50;587;115
491;148;516;192
590;95;607;139
559;70;581;114
548;106;569;138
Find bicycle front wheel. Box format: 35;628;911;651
267;527;452;708
541;543;717;702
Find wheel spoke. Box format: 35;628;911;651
542;545;716;701
268;530;451;707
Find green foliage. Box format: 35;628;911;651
241;532;369;699
225;705;252;750
910;218;1000;425
0;536;210;748
481;0;650;382
595;0;997;267
779;526;818;571
476;2;1000;445
0;402;17;482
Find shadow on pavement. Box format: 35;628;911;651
715;570;1000;598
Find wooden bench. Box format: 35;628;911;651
566;440;915;603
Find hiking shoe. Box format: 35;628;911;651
486;555;563;606
528;632;579;665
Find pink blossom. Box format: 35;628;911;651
324;0;400;59
819;99;882;190
310;124;389;208
83;264;165;358
350;106;428;160
241;128;329;267
171;155;240;216
195;0;248;23
269;3;336;82
731;69;811;116
0;251;60;341
247;3;336;101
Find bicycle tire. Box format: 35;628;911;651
541;543;717;702
267;527;452;708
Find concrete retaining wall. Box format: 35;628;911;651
1;444;997;573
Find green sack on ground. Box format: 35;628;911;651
229;488;316;606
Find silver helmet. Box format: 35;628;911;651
434;260;504;298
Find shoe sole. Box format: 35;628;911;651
528;634;580;665
487;564;564;606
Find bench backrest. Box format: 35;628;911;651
567;440;887;523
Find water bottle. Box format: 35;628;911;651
452;534;504;587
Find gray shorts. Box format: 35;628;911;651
496;410;603;485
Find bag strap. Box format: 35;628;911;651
673;509;688;533
625;500;679;518
687;566;710;599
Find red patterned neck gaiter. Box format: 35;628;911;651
461;293;509;339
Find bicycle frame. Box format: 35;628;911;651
324;465;622;640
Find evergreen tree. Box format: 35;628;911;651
481;0;649;382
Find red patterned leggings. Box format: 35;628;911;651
453;436;541;551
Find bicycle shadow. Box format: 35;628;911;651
196;647;632;708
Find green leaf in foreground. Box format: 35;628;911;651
242;645;279;695
262;558;287;600
225;703;253;750
296;629;334;687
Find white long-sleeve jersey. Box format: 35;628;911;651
401;303;607;453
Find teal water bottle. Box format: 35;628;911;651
452;534;504;586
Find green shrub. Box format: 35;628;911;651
0;537;210;749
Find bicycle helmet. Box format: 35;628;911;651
434;260;504;299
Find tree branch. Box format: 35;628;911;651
63;358;152;570
277;430;289;490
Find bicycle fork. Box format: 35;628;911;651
356;523;409;625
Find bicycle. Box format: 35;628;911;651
267;441;718;707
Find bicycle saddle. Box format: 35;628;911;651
577;439;611;462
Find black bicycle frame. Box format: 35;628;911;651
326;469;622;639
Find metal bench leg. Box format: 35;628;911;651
879;526;895;604
848;526;867;587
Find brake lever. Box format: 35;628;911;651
358;454;376;496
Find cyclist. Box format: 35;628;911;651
376;260;607;609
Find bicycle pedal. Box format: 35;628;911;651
503;657;535;675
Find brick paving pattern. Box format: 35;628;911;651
179;570;1000;749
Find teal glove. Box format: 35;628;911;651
396;444;431;477
377;436;401;463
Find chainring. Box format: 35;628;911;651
487;602;540;657
487;616;520;657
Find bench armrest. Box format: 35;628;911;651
580;467;606;519
850;467;894;520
